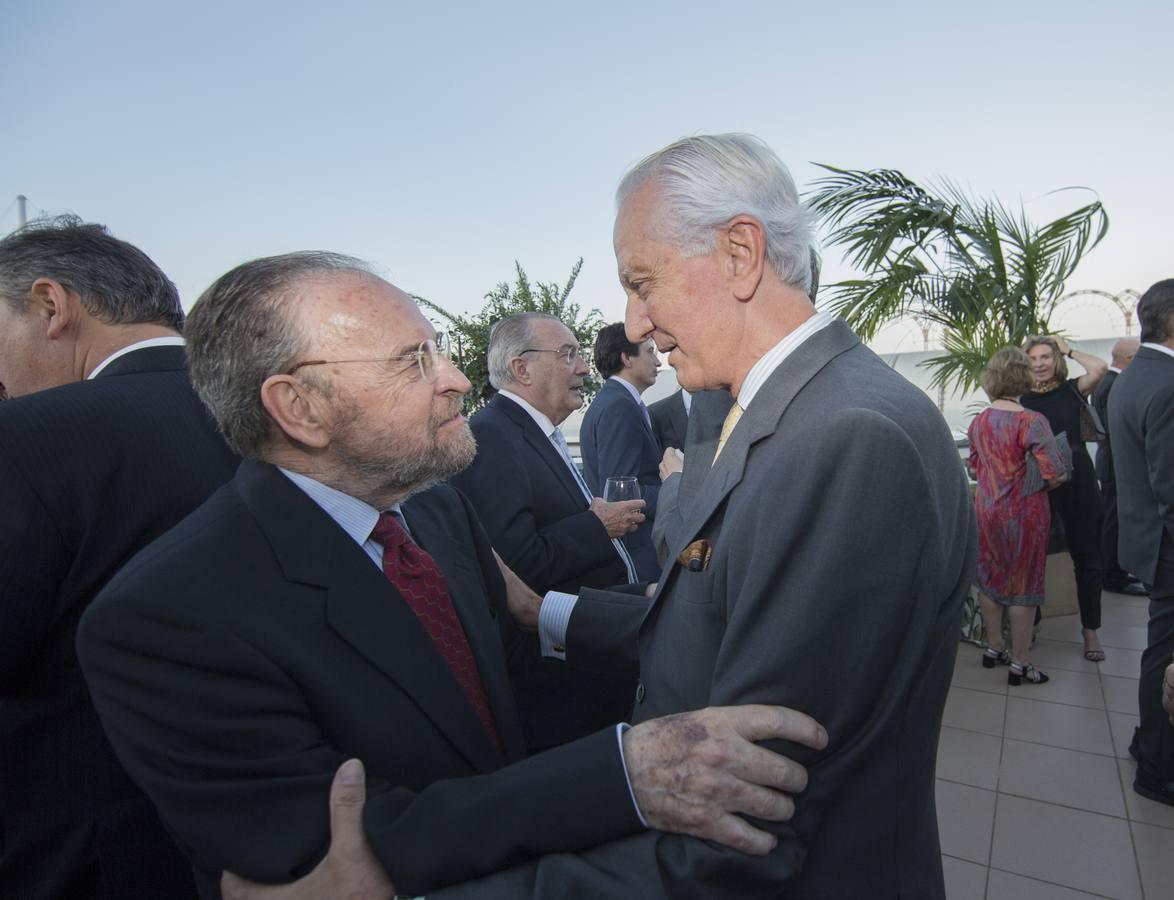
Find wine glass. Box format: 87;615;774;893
603;476;641;502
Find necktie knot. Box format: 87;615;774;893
372;511;409;549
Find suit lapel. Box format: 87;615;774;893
607;378;658;446
403;492;527;762
495;394;588;509
237;462;502;772
665;321;861;586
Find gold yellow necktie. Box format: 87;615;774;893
712;403;744;464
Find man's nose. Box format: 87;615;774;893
625;296;652;344
437;354;472;395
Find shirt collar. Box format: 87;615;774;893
1141;342;1174;360
608;375;644;406
278;468;401;547
87;335;186;380
736;311;835;409
497;388;558;436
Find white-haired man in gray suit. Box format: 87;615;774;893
230;134;974;900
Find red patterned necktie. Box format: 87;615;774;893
371;511;503;759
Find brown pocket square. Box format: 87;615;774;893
677;540;713;572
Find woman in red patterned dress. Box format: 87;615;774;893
968;348;1066;685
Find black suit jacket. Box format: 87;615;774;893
450;393;636;750
1108;346;1174;584
580;378;663;580
0;346;239;900
77;462;641;899
1091;368;1118;483
647;389;688;453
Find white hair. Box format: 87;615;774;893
486;312;561;390
616;133;816;295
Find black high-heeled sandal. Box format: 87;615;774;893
982;647;1011;669
1008;662;1049;685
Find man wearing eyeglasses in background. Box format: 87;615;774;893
78;256;826;899
450;312;649;753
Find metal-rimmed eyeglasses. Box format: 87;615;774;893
285;332;452;383
520;344;581;365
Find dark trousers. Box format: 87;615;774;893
1099;478;1132;588
1138;550;1174;781
1049;466;1104;630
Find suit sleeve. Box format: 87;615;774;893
453;426;620;592
429;407;973;897
1145;381;1174;542
76;507;643;896
583;396;661;519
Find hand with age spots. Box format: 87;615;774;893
622;705;828;855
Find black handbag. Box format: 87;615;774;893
1069;381;1107;443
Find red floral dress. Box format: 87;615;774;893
967;408;1060;605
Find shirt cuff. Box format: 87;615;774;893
616;723;649;828
538;590;577;659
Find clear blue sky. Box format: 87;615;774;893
3;1;1169;351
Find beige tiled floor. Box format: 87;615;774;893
938;591;1173;899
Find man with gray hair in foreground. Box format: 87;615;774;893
226;134;976;899
76;251;827;899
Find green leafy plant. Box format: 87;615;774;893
415;259;606;412
807;165;1108;395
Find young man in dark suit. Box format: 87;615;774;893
580;321;665;579
0;218;239;899
1109;280;1174;807
77;253;827;899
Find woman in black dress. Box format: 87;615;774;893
1021;335;1109;661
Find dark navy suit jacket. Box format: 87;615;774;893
580;378;663;580
648;388;688;454
0;346;239;900
78;463;641;899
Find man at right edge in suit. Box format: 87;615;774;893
1109;280;1174;807
1092;337;1147;597
243;134;976;898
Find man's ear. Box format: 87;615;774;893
722;215;767;302
260;374;333;448
620;350;634;370
508;356;531;386
28;278;82;340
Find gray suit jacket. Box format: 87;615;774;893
437;320;977;899
650;389;734;564
1108;346;1174;584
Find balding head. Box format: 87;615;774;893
1110;338;1139;369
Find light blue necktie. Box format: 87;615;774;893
551;427;638;583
